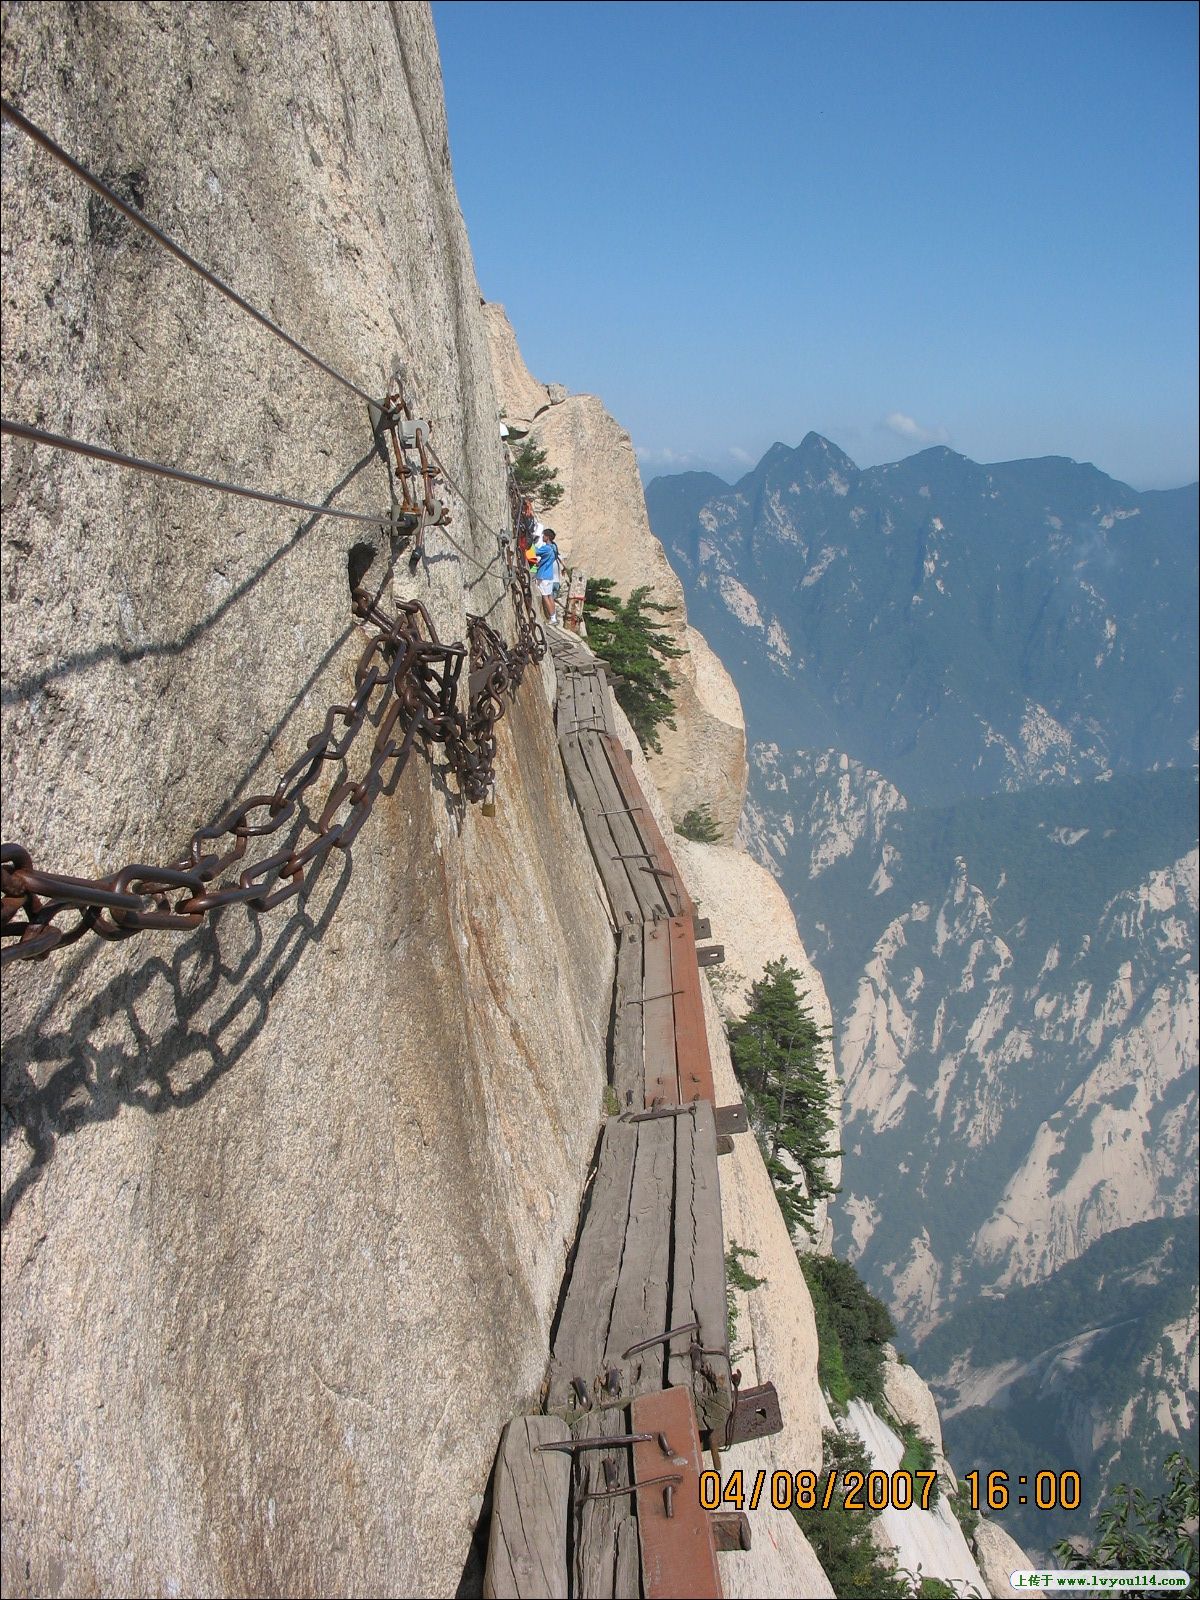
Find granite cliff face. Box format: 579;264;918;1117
1;7;616;1595
483;303;748;841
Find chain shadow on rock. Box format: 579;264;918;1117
0;615;469;1228
2;425;533;1210
0;844;354;1227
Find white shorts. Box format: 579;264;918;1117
538;579;555;596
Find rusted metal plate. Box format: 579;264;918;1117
667;1102;732;1437
587;733;671;921
709;1512;752;1552
602;733;694;921
643;919;680;1106
631;1387;723;1599
668;917;717;1105
714;1104;749;1138
695;944;725;968
727;1382;784;1445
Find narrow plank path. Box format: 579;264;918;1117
486;628;735;1598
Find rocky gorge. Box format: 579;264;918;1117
648;431;1198;1555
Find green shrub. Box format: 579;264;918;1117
804;1266;853;1413
725;1243;765;1351
1054;1451;1198;1597
801;1255;896;1411
897;1421;940;1505
676;804;722;843
793;1428;910;1599
949;1481;979;1543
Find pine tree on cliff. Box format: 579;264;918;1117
510;439;563;511
728;958;840;1235
583;579;684;753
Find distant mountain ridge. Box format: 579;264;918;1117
649;434;1197;807
648;434;1199;1555
919;1215;1199;1560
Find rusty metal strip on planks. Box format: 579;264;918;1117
642;919;680;1107
667;915;717;1104
631;1387;723;1600
599;733;692;921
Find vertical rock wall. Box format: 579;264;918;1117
1;5;614;1595
483;303;749;839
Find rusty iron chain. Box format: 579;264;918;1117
0;96;551;971
1;554;545;968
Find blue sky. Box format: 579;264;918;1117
434;1;1198;490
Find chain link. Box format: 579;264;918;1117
1;556;545;967
0;97;552;971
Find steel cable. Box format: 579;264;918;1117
0;96;377;408
0;418;396;527
1;98;508;558
0;96;552;971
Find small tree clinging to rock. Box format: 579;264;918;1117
676;803;722;844
727;958;840;1237
509;438;563;512
583;578;684;753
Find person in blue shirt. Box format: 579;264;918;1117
532;528;563;626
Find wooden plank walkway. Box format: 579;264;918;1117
484;1418;572;1600
485;628;743;1598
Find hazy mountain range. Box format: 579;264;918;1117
648;434;1198;1549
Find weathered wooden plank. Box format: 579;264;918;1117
579;731;666;923
588;664;618;735
603;1116;675;1399
641;918;679;1107
575;669;609;733
572;1409;641;1600
611;924;646;1110
631;1388;723;1599
557;732;640;927
547;1118;638;1414
600;733;691;920
668;916;717;1105
564;668;585;734
483;1415;572;1600
572;668;601;732
667;1102;732;1436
